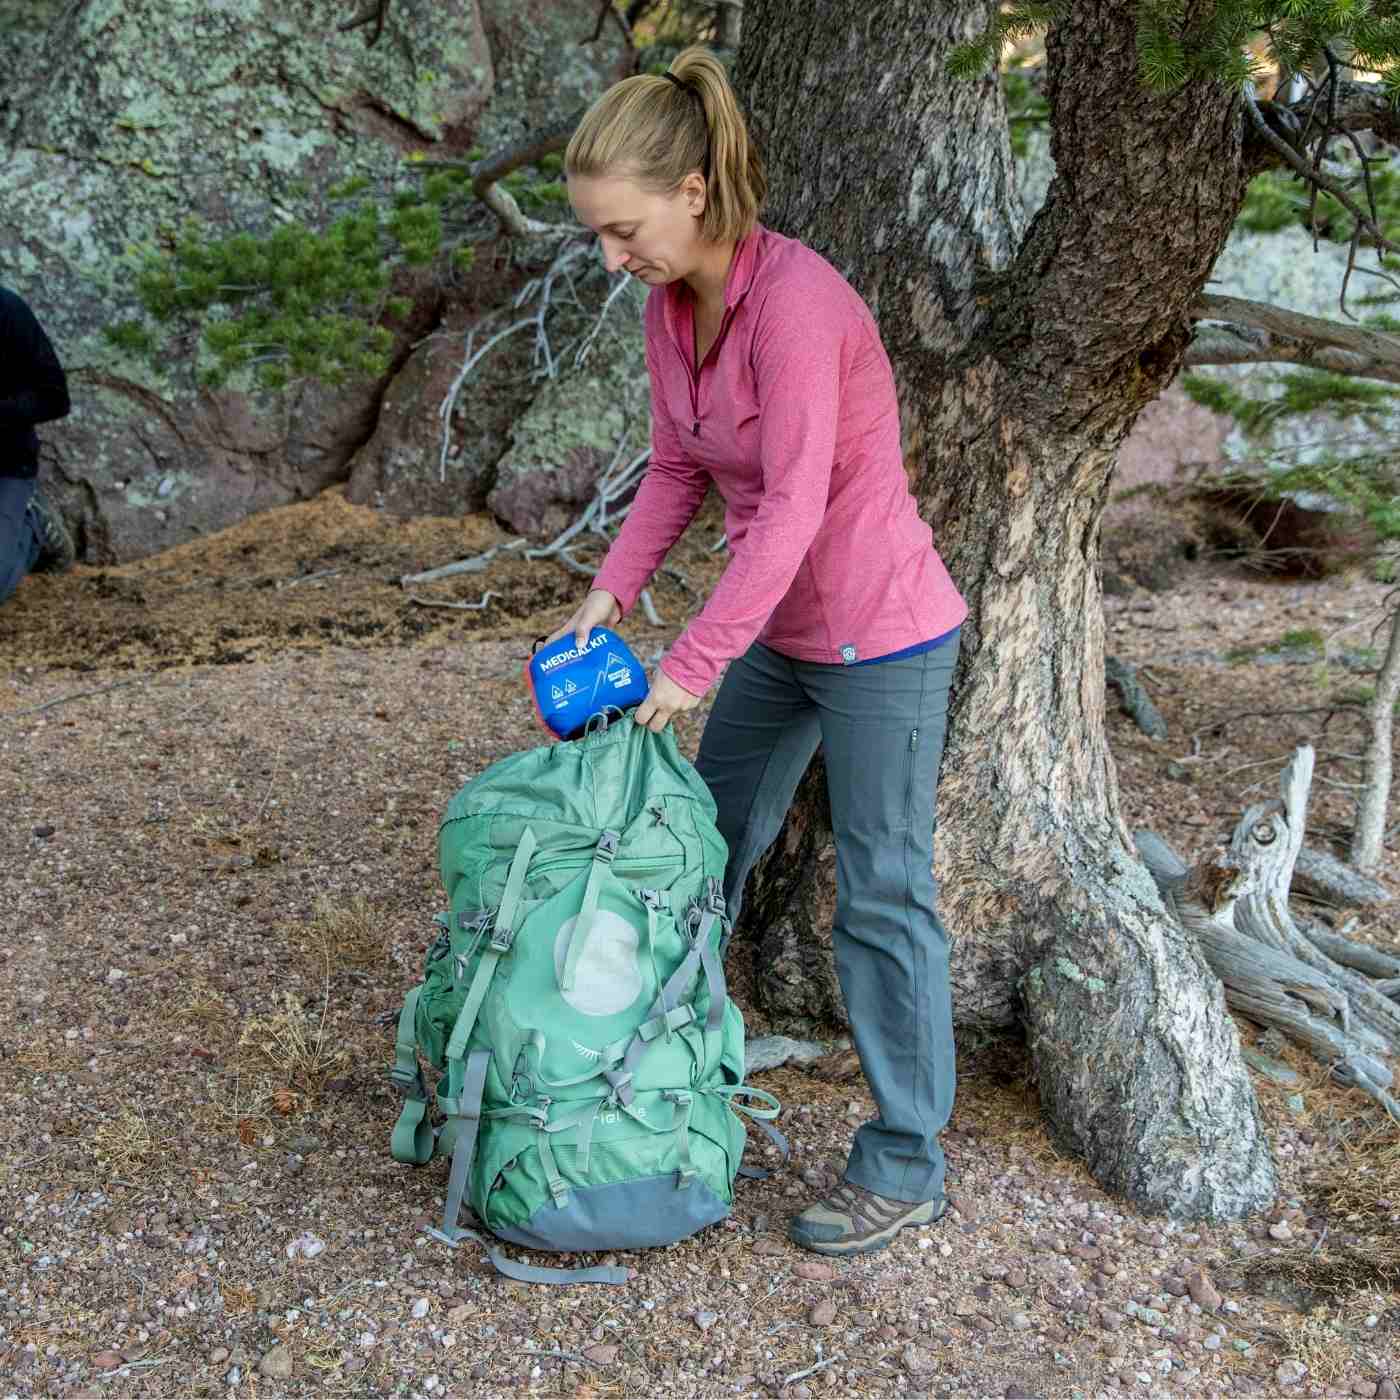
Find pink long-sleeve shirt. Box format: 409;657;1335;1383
593;224;967;697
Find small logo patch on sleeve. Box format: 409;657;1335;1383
840;644;858;665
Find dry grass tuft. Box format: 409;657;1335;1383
1310;1130;1400;1224
1241;1126;1400;1301
221;1283;257;1317
174;979;233;1024
91;1103;162;1176
296;895;391;973
1268;1306;1357;1385
237;991;349;1104
1238;1237;1400;1298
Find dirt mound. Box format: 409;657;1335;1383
0;486;727;683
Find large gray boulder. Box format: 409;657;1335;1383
0;0;628;561
486;273;649;538
348;253;649;536
0;0;57;74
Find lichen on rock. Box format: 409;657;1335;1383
0;0;628;560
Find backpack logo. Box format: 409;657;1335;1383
570;1039;602;1062
553;911;643;1017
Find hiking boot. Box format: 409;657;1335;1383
27;489;75;573
788;1180;945;1256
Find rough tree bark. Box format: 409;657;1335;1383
736;2;1278;1216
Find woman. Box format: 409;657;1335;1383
551;45;968;1258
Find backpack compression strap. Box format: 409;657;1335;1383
609;899;727;1107
430;1046;492;1246
444;826;537;1065
720;1085;791;1179
429;1052;632;1286
389;986;435;1165
390;828;538;1167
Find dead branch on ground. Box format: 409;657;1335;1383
1138;746;1400;1124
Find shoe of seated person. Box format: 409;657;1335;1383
27;489;76;573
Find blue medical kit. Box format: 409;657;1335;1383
525;628;650;740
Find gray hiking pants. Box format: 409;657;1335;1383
696;634;959;1205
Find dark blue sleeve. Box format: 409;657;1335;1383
0;290;71;428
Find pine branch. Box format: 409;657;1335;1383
1244;88;1400;258
1242;85;1400;319
1191;292;1400;369
1186;325;1400;386
1288;78;1400;148
428;111;589;240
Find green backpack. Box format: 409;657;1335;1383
388;715;783;1284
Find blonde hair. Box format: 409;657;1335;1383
565;45;766;245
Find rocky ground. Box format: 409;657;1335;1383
2;487;1398;1399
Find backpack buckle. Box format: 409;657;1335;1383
596;830;620;863
705;878;726;915
488;924;516;954
389;1064;428;1101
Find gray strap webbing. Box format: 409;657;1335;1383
487;1244;632;1286
444;830;536;1066
737;1118;791;1179
432;1222;632;1286
610;908;721;1104
494;826;538;944
613;941;704;1105
430;1048;490;1246
697;929;726;1032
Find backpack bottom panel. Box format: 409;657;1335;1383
492;1172;730;1252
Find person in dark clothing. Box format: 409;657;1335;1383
1;285;74;604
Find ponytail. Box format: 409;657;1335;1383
565;44;766;243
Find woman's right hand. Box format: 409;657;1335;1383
545;589;622;650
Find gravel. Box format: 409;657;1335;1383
1;496;1397;1396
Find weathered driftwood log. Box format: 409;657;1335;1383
1136;746;1400;1123
1291;845;1394;909
1298;921;1400;982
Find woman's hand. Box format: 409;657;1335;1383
634;668;702;733
546;589;622;650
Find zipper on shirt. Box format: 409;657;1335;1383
679;302;736;439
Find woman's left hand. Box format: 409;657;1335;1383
634;668;702;733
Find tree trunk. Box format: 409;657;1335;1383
1351;603;1400;872
737;1;1277;1216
